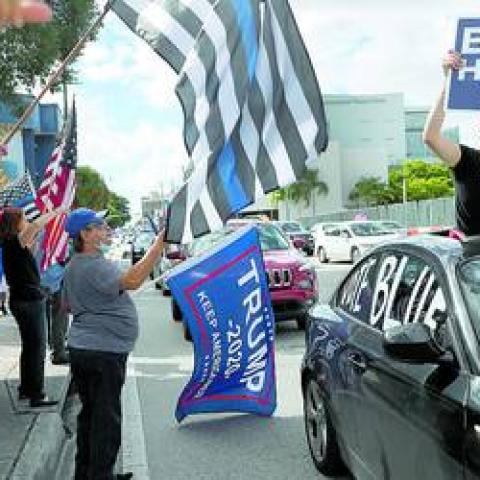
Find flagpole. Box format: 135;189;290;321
0;0;113;152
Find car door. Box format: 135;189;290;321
332;253;382;478
345;250;466;480
323;227;341;261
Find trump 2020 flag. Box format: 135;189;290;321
113;0;328;244
166;225;276;422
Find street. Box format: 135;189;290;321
120;262;351;480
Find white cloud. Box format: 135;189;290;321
75;91;187;214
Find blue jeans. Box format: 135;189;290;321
9;299;47;400
70;348;128;480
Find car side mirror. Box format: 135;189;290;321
384;323;445;363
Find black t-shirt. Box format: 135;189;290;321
2;235;44;302
453;145;480;236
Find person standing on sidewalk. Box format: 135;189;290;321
423;50;478;236
63;208;165;480
41;261;69;364
0;206;64;407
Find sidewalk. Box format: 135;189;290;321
0;312;71;480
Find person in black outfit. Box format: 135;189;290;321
423;50;480;237
0;206;63;407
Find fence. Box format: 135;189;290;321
298;197;456;229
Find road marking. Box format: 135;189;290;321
122;362;150;480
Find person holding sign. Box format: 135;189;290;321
423;50;480;236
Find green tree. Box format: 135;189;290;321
271;169;328;206
388;160;454;202
75;166;131;227
0;0;98;105
349;176;390;206
348;160;454;206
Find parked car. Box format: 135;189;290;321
376;220;408;236
153;244;187;294
318;220;402;263
131;231;160;279
311;222;339;261
273;221;314;256
301;235;480;479
171;223;318;338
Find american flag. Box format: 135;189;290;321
0;173;41;221
37;100;77;270
113;0;328;244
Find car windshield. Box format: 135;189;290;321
350;222;391;237
458;258;480;336
379;221;402;232
280;222;304;233
258;224;290;251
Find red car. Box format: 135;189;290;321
170;222;318;334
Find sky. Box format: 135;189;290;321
60;0;480;215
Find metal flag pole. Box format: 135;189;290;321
0;0;113;152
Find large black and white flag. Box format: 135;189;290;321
113;0;328;244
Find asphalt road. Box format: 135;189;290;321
122;261;352;480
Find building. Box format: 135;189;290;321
141;191;170;219
0;96;61;187
405;107;459;160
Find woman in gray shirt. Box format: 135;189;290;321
63;208;164;480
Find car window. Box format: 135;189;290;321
337;255;379;324
370;253;448;343
258;224;290;250
350;222;391;237
458;258;480;342
326;228;340;237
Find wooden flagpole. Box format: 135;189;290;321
0;0;113;153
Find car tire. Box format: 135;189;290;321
154;280;162;290
297;315;307;330
351;247;360;263
162;288;172;297
172;300;182;322
183;322;192;342
304;379;346;476
317;247;328;264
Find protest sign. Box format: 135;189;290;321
166;225;276;422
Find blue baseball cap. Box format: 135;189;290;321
65;208;108;239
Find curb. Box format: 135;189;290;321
9;412;67;480
7;375;72;480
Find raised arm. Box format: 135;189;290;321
120;231;165;291
422;51;463;168
19;208;65;249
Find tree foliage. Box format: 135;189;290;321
271;169;328;206
75;166;130;228
349;159;455;207
0;0;98;104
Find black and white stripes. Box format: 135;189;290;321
113;0;328;244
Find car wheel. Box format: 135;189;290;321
351;247;360;263
183;322;192;342
172;300;182;321
317;247;328;264
304;379;345;476
162;288;172;297
154;280;162;290
297;315;307;330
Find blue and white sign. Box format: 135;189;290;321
448;18;480;110
166;226;276;422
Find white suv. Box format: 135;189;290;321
317;221;402;263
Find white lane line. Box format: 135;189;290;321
122;362;150;480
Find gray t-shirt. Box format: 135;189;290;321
63;252;139;353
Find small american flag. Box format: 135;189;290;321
0;173;41;221
37;100;77;270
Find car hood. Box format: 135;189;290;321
262;249;306;268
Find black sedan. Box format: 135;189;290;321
301;235;480;479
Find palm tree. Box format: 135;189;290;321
272;169;328;206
